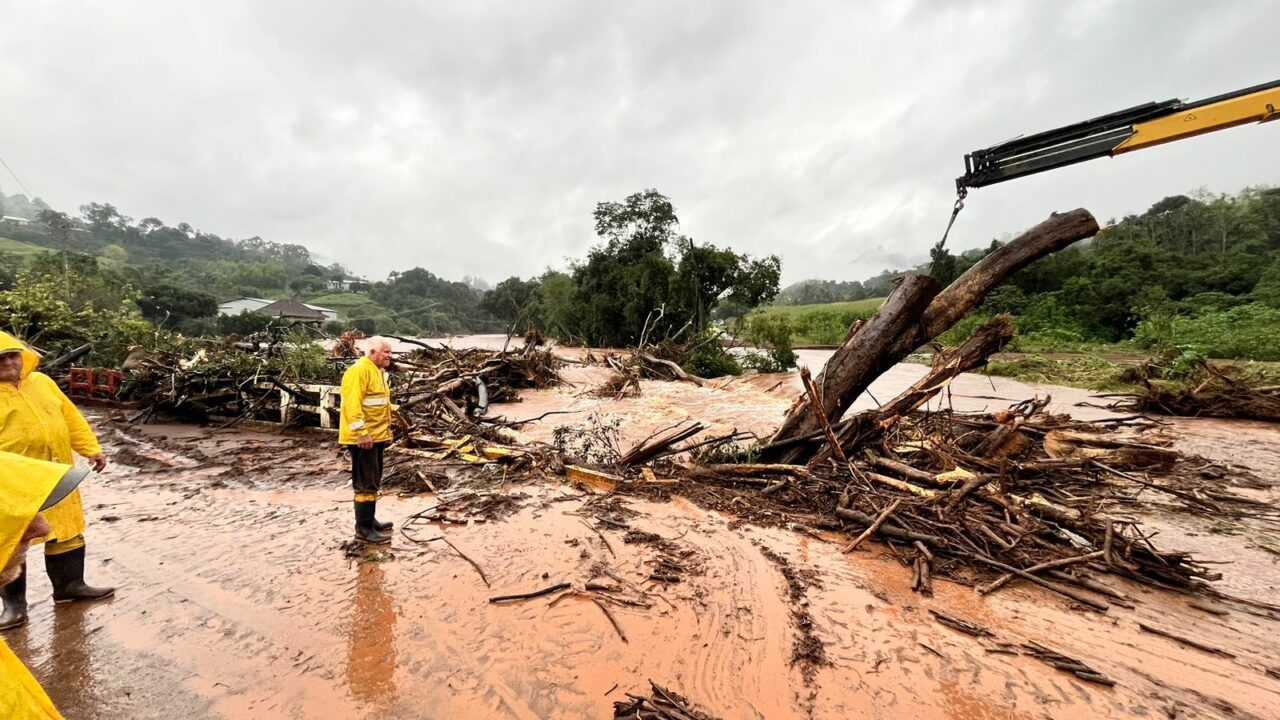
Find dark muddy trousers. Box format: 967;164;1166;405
349;442;387;502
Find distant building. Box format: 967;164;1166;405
218;297;272;316
324;277;369;292
1;215;30;225
257;298;328;324
218;296;338;321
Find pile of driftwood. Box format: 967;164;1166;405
587;210;1262;602
589;350;708;400
658;397;1240;602
117;342;345;424
613;682;718;720
116;334;563;436
391;341;562;434
1105;360;1280;423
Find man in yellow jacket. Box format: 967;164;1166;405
0;450;92;719
340;336;395;544
0;332;114;630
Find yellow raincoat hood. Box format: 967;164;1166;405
0;332;40;381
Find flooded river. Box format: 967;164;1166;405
8;337;1279;718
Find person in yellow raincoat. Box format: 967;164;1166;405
339;336;395;544
0;331;114;631
0;450;91;719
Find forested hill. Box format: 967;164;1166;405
1;188;780;346
1;196;316;269
0;196;494;336
773;187;1280;359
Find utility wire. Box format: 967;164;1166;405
0;154;35;199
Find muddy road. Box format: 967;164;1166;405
9;361;1280;719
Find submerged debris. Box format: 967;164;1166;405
757;543;829;684
613;682;719;720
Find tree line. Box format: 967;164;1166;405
1;189;782;369
769;187;1280;359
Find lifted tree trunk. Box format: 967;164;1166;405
765;273;941;463
762;209;1098;463
817;315;1016;463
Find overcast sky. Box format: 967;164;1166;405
2;1;1277;285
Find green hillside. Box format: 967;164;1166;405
305;292;379;309
749;298;885;345
0;235;53;259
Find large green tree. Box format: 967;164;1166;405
571;189;781;347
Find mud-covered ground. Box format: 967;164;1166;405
9;355;1280;719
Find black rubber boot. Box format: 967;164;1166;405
354;501;391;544
45;547;115;604
373;515;393;532
0;564;28;631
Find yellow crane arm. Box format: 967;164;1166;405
958;79;1280;192
1116;82;1280;153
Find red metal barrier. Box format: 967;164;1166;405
68;367;123;399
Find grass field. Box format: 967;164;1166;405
748;298;884;345
0;235;53;259
305;292;378;309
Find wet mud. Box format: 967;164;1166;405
7;356;1280;719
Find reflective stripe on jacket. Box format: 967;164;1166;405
338;357;394;445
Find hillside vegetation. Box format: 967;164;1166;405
746;298;883;345
771;187;1280;361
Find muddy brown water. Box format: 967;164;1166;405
8;349;1280;719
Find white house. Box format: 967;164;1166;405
218;297;339;321
324;277;369;292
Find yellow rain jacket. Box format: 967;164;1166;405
0;453;70;719
338;357;393;445
0;332;101;544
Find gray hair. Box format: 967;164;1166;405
364;336;393;355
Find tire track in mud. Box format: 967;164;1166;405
53;416;1280;719
86;477;548;719
645;518;802;719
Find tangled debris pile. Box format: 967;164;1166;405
588;347;709;400
398;342;563;408
1105;357;1280;423
633;397;1249;604
114;334;562;435
560;211;1276;607
118;339;343;424
613;682;719;720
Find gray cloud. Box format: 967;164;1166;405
2;1;1276;284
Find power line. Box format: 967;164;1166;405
0;154;34;198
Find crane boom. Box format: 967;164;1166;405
957;78;1280;193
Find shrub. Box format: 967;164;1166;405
682;343;742;378
739;313;797;372
1135;302;1280;360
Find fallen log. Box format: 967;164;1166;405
914;209;1098;343
639;353;708;387
44;343;93;371
765;273;940;463
968;554;1109;612
764;210;1098;462
619;422;705;466
820;315;1014;459
842;498;902;552
833;507;945;546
